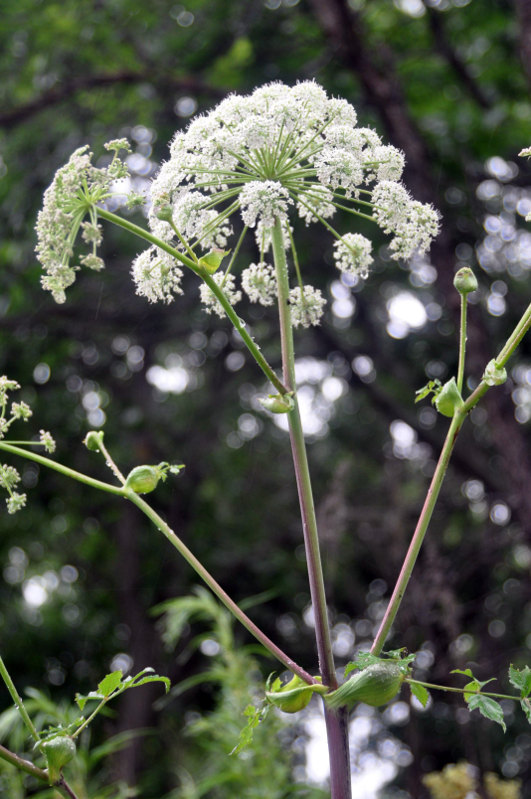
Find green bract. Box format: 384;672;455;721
325;663;404;709
43;735;76;783
265;674;325;713
434;377;464;417
198;249;230;274
259;392;295;414
483;359;507;387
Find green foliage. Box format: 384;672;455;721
75;667;170;713
157;588;325;798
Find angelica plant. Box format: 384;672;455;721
1;82;530;798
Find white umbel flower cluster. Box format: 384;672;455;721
289;286;326;328
241;262;277;306
36;83;440;328
36;141;131;303
142;81;438;312
333;233;373;279
132;246;184;304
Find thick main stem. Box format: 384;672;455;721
271;219;351;799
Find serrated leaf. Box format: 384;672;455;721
520;697;531;724
130;674;170;693
509;665;531;697
410;682;430;708
452;667;475;678
75;690;104;710
345;653;380;675
97;671;124;697
229;703;269;756
415;379;441;403
466;694;506;732
452;669;495;697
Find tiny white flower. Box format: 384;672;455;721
289;285;326;328
333;234;373;279
199;272;242;317
241;263;277;306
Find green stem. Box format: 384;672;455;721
406;678;522;703
457;293;467;394
96;437;126;484
0;744;47;780
0;655;41;746
371;412;464;655
495;301;531;367
0;744;80;798
71;697;108;739
96;207;287;395
126;491;316;685
372;298;531;656
270;219;351;799
0;442;126;497
0;441;312;683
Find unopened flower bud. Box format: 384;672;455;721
453;267;478;296
84;431;104;452
125;465;160;494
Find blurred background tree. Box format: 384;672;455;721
0;0;530;796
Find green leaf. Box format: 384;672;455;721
345;649;416;678
414;379;441;403
508;664;531;697
410;682;430;708
229;702;269;756
520;697;531;724
75;690;104;711
466;694;506;732
97;671;124;697
451;668;496;697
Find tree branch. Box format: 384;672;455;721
425;5;492;108
0;73;223;130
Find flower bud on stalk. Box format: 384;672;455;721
453;267;478;296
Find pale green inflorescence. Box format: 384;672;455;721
36;82;440;326
36;141;131;303
0;376;56;514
